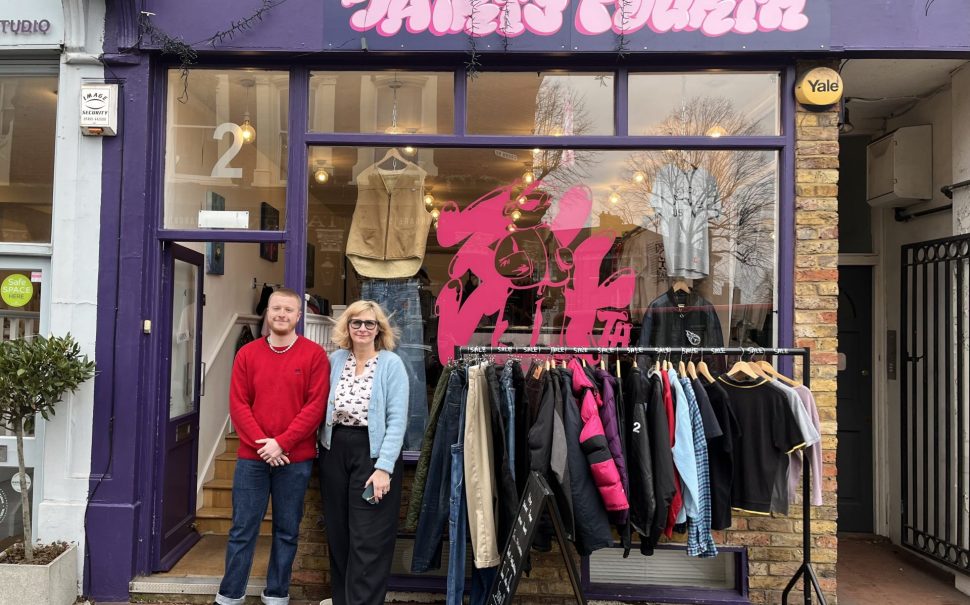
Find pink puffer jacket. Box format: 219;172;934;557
568;359;629;512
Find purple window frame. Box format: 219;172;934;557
150;61;796;599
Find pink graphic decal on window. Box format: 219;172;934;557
341;0;810;38
434;179;635;363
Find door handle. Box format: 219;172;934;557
200;361;206;397
861;369;870;377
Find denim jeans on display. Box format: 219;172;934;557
216;458;313;605
411;368;466;573
361;278;428;450
500;361;517;480
446;386;469;605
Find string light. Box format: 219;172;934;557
517;195;528;205
430;208;441;219
424;193;435;207
632;171;646;184
511;210;522;221
507;223;516;232
608;192;621;205
522;170;535;184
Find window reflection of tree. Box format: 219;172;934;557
624;96;776;273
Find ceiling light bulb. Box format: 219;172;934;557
313;168;329;184
239;117;256;144
609;192;621;205
507;224;516;232
522;171;535;184
403;146;416;155
517;195;528;205
424;193;435;207
633;171;646;184
430;208;441;219
532;148;541;155
511;210;522;221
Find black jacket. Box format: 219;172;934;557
644;370;677;555
638;289;724;350
622;368;656;546
559;368;613;555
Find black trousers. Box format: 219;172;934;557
319;425;403;605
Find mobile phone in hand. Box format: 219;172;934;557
362;483;377;504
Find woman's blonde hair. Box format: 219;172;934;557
331;299;399;351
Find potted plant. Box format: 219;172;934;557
0;334;95;605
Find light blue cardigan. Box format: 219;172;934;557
318;348;409;473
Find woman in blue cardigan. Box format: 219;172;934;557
318;299;409;605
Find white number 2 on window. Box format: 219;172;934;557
211;122;243;179
633;421;641;434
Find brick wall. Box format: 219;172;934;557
291;62;841;605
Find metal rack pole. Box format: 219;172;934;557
453;345;826;605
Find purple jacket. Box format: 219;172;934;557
593;368;630;525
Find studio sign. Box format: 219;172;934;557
0;19;53;34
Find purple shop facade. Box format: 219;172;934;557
85;0;970;601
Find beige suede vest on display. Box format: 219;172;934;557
345;160;431;279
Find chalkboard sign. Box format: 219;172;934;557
487;471;586;605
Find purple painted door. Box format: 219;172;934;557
154;243;204;571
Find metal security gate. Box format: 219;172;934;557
901;234;970;574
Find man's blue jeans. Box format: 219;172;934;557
361;278;428;450
216;458;313;605
411;368;466;572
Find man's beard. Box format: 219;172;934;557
269;320;295;337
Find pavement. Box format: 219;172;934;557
838;534;969;605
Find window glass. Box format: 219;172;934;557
629;72;779;136
306;145;777;449
467;72;614;136
309;71;454;134
0;75;57;243
163;69;288;230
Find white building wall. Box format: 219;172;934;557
33;0;105;585
953;64;970;235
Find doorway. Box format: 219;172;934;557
837;265;875;532
153;243;205;571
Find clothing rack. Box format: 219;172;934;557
453;345;825;605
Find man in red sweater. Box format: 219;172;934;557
215;288;330;605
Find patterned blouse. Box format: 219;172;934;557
332;352;379;426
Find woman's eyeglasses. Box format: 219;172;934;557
349;319;379;331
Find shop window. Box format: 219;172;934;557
309;71;454;135
0;75;57;243
306;145;777;450
466;72;614;136
163;69;288;230
628;72;779;137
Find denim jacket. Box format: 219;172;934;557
318;348;409;473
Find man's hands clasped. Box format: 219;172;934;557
256;437;290;466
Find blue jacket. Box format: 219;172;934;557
318;348;409;473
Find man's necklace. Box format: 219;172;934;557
267;336;297;354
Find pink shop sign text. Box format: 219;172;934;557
341;0;810;38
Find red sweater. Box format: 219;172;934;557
230;336;330;463
660;370;684;537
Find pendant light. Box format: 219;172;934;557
385;74;404;135
240;78;256;144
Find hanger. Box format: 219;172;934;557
376;147;408;172
757;359;801;387
677;356;687;376
672;278;691;293
696;351;715;383
599;356;606;371
615;357;622;379
686;351;698;380
726;352;759;381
